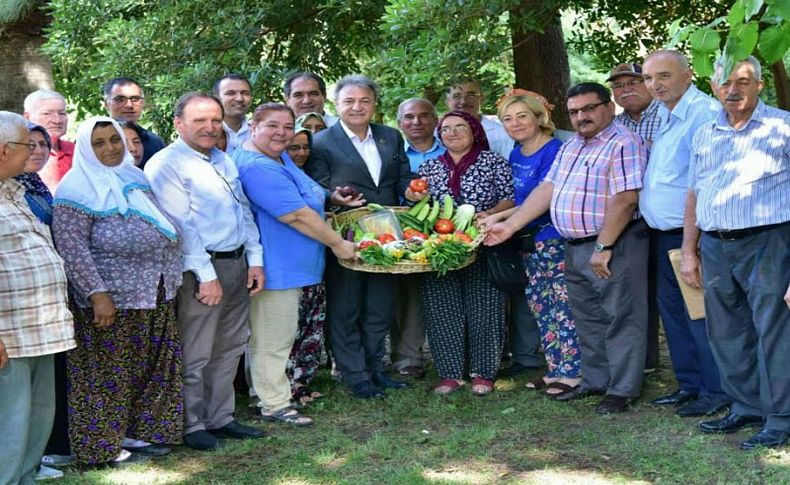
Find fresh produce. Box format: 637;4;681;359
409;178;429;193
454;231;473;244
339;186;359;198
441;194;454;220
451;204;476;232
358;243;396;266
433;218;455;234
407;194;431;216
428;239;472;276
357;240;379;250
426;200;441;226
377;234;396;244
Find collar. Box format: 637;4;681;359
405;136;442;154
0;178;25;198
173;137;220;163
659;84;702;122
339;120;373;142
573;121;619;144
714;99;765;132
223;117;250;135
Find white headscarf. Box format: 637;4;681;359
54;116;177;240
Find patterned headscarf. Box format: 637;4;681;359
437;110;489;196
14;122;54;224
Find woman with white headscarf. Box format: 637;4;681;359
52;117;183;467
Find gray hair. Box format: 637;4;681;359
713;55;762;86
334;75;379;103
396;98;437;122
645;50;689;70
23;89;66;113
0;111;28;143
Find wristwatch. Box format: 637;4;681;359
594;242;615;253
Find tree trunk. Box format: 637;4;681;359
510;2;571;130
0;1;53;112
770;60;789;111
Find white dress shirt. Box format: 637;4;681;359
323;112;339;127
222;118;250;155
340;120;383;186
481;116;515;159
144;138;263;282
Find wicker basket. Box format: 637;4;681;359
330;206;483;274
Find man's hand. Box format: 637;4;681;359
784;283;790;310
197;279;223;306
247;266;265;296
330;187;366;207
0;337;8;370
404;187;428;202
484;222;515;246
589;250;613;279
680;250;703;289
89;292;116;328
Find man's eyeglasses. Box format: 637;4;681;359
440;124;471;134
568;101;608;118
610;78;644;90
6;141;36;153
108;95;145;105
449;92;480;101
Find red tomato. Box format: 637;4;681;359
414;231;429;240
455;233;473;244
358;240;379;250
377;234;396;244
433;218;455;234
409;178;429;193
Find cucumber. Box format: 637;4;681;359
416;202;431;221
367;203;386;211
407;194;431;216
399;213;423;228
441;194;454;220
426;200;441;225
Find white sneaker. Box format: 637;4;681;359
40;455;75;467
34;465;63;481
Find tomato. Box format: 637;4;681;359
433;218;455;234
409;178;429;193
357;240;379;250
455;233;473;244
377;234;396;244
414;231;429;240
404;228;428;240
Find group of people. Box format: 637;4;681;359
1;48;788;485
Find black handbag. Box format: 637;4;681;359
484;237;529;293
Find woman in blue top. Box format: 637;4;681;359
233;103;356;426
490;91;582;397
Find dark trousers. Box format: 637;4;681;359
645;234;660;369
701;224;790;432
325;256;398;386
565;221;649;397
654;231;725;399
508;289;543;368
44;351;70;456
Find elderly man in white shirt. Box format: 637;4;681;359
145;92;264;452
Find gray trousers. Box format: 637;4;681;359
565;221;649;397
508;289;543;368
0;354;55;485
701;224;790;432
391;274;426;370
178;258;250;435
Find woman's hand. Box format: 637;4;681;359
484;222;515;246
89;292;116;328
330;187;366;207
331;240;357;260
784;283;790;310
404;187;428;202
0;337;8;370
478;211;507;230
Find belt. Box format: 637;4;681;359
650;227;684;236
567;218;644;246
207;245;245;259
704;222;788;241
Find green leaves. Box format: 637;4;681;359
758;22;790;63
725;21;759;59
689;27;720;52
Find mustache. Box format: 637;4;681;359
725;95;743;102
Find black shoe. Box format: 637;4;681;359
183;430;220;451
651;389;698;406
207;420;264;440
553;386;605;402
398;366;426;379
350;380;386;399
676;396;731;417
699;413;765;434
109;452;151;468
740;429;789;450
372;372;410;389
497;363;541;378
596;395;630;414
123;444;171;456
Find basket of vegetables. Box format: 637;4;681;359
331;194;484;275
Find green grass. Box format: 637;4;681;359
55;366;790;484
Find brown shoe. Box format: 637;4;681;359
596;395;630;414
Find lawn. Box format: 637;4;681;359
56;365;789;484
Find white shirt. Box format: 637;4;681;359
481;116;515;159
323;112;339;127
144;138;263;282
222;118;250;155
340;120;383;186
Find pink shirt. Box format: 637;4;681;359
546;122;647;239
39;138;74;192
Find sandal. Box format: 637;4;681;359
543;381;578;398
525;376;552;390
261;407;314;427
434;378;464;395
471;377;494;396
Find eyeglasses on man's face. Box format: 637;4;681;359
449;92;480;101
568;101;608;118
610;78;644;90
108;95;145;105
6;141;37;153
